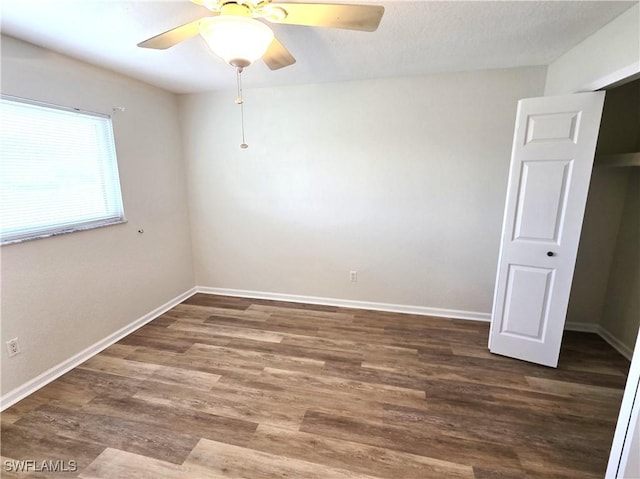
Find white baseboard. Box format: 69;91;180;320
0;287;197;411
196;286;491;322
565;321;634;360
597;325;634;361
564;321;599;333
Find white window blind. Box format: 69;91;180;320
1;95;125;244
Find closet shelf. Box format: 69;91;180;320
595;152;640;168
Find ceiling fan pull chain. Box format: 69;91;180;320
236;67;248;149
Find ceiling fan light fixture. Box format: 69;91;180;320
190;0;220;12
199;16;274;68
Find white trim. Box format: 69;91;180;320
564;322;633;360
578;61;640;92
598;325;634;361
196;287;491;322
606;328;640;478
564;321;599;333
0;287;197;411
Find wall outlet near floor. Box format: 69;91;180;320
6;338;21;357
350;270;358;282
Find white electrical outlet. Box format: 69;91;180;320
350;270;358;282
6;338;20;357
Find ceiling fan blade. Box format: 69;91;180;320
267;3;384;32
263;37;296;70
137;18;208;49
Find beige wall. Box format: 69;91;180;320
600;170;640;351
545;4;639;95
568;168;630;327
179;67;546;314
0;36;195;395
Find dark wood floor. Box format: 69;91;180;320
1;294;630;478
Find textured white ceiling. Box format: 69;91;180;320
1;0;637;93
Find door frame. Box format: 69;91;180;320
606;329;640;477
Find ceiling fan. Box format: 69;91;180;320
138;1;383;148
137;0;385;70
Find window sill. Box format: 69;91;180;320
1;218;128;246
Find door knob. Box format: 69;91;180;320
547;251;555;257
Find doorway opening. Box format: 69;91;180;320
567;78;639;361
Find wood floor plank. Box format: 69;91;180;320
184;438;384;479
182;293;252;310
144;313;176;328
213;375;388;424
324;359;441;392
280;332;420;356
382;402;614;451
248;424;476;479
517;447;610;479
186;342;326;373
132;381;308;430
490;383;623;420
225;337;365;363
360;358;533;390
124;346;265;380
168;321;285;343
261;366;427;407
125;321;232;348
77;355;160;380
352;311;460;329
206;313;323;336
1;423;105;475
247;299;343;313
79;354;221;391
415;384;620;429
249;304;355;321
456;347;628;390
525;376;625;402
147;363;222;390
13;405;198;465
117;332;195;353
300;410;525;475
78;448;195;479
99;343;139;358
201;306;271;321
81;394;258;447
2;293;628;479
316;327;452;350
163;303;224;321
2;368;140;416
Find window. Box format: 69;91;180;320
1;95;125;244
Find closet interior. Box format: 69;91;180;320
568;78;640;359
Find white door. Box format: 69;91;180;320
489;91;605;367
